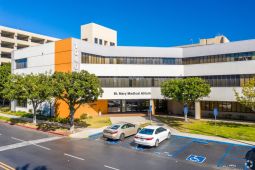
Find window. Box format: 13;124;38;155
110;42;115;46
99;39;103;45
15;58;27;69
104;40;108;46
94;38;98;44
17;100;27;108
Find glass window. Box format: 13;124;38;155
16;58;27;69
94;38;98;44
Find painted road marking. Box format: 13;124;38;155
186;154;206;164
64;153;85;161
0;162;15;170
0;136;62;152
104;165;120;170
11;137;51;150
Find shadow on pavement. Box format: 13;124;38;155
16;164;47;170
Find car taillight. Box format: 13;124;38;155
111;131;118;134
145;137;154;140
134;136;139;139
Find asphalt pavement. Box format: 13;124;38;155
0;122;254;170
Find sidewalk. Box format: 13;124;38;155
159;114;255;125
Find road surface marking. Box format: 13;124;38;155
11;137;51;150
0;136;62;152
0;162;15;170
104;165;120;170
64;153;85;160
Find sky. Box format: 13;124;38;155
0;0;254;47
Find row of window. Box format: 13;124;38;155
99;75;255;88
183;52;255;64
81;52;255;65
94;38;115;46
192;101;253;113
81;53;182;65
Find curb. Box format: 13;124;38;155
0;119;69;136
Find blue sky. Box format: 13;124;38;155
0;0;254;47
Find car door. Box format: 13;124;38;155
155;128;163;142
127;123;136;136
157;127;167;142
121;124;129;136
160;127;168;140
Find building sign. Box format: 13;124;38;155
113;91;151;96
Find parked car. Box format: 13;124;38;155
103;122;140;140
134;125;171;147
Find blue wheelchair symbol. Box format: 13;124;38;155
186;154;206;164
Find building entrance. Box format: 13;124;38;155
108;99;167;113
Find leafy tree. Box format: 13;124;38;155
234;78;255;111
52;70;103;132
0;63;11;106
161;77;211;121
3;73;53;124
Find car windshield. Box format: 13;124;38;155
109;125;120;130
139;128;154;135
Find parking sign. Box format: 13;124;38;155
186;155;206;164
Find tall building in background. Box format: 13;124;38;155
81;23;117;46
0;26;59;65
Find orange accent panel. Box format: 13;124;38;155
55;38;72;72
55;100;108;118
74;100;108;118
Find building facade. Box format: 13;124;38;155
11;34;255;120
0;26;59;65
81;23;117;46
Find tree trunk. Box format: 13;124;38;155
32;102;37;125
69;107;75;133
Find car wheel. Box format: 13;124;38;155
155;139;159;147
120;133;125;141
167;132;171;139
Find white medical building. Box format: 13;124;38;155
11;23;255;120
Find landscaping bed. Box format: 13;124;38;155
155;115;255;142
0;107;111;134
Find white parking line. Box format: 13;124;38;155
0;136;62;152
11;137;51;150
64;153;85;161
104;165;120;170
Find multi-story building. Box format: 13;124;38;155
11;23;255;121
0;26;59;65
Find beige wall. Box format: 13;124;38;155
81;23;117;46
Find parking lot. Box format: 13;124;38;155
89;133;254;170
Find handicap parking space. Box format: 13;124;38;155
88;133;254;169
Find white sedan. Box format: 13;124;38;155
134;125;171;147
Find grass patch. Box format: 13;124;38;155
139;122;152;128
155;115;255;142
83;116;111;128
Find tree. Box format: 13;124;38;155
0;63;11;106
234;78;255;111
52;70;103;132
161;77;211;121
3;73;53;124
